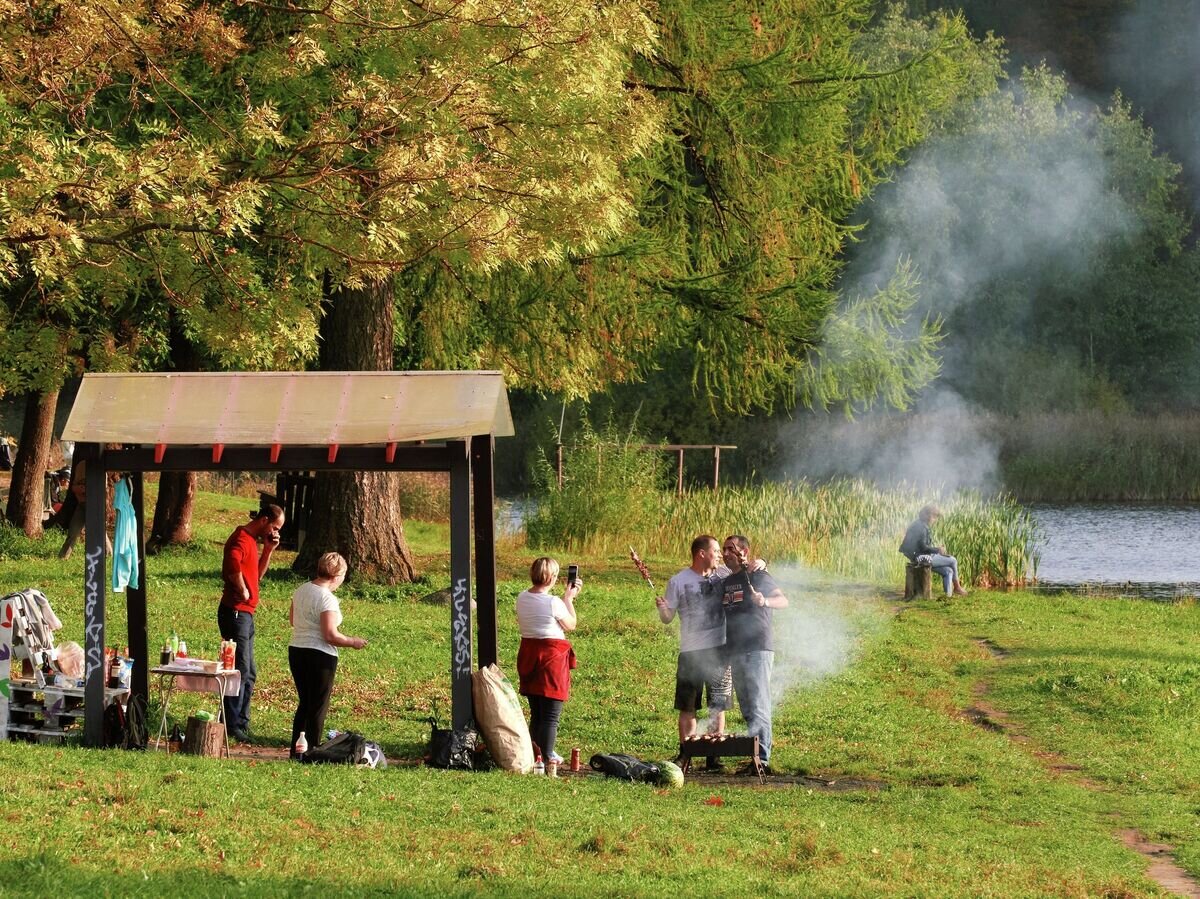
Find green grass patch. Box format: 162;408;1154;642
0;488;1190;894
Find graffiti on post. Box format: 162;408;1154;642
84;544;103;689
451;577;471;677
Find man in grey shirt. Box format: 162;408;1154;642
656;534;733;742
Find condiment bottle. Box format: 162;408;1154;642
176;640;188;659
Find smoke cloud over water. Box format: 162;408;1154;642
780;390;999;493
784;72;1147;487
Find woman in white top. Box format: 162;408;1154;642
288;552;367;758
515;557;582;765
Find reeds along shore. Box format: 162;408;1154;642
531;477;1039;589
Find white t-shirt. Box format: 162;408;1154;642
516;589;569;639
665;566;726;652
289;581;342;656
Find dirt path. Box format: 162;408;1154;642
964;637;1200;897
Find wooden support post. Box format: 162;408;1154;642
471;435;498;669
448;440;473;730
127;472;149;708
713;446;721;490
81;443;107;747
555;443;563;489
677;449;684;496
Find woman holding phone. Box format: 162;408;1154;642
515;557;581;765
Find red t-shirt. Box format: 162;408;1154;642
220;526;261;613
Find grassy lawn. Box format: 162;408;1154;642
0;487;1194;895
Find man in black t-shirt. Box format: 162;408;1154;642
720;534;788;773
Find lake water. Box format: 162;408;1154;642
1030;503;1200;598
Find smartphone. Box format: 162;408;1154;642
567;564;579;587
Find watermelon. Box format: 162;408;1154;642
656;760;685;788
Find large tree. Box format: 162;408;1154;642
0;0;663;565
393;3;1005;413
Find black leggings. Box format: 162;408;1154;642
289;646;339;757
527;694;564;760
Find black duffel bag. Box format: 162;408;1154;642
589;752;661;783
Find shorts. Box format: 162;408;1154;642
674;648;732;713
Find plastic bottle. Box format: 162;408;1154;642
547;759;559;778
532;754;545;775
295;731;308;756
170;629;179;656
169;723;183;753
176;640;188;659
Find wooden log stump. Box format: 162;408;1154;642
905;563;933;600
183;716;226;757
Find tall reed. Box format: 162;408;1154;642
530;474;1039;588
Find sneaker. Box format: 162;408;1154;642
549;751;564;765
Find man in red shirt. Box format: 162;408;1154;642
218;504;284;741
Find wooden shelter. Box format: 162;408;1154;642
61;371;514;746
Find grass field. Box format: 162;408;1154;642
0;487;1196;895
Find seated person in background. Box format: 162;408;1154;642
900;504;968;597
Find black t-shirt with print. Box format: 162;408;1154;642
720;569;779;653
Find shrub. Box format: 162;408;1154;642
526;418;666;552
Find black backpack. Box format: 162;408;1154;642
301;731;387;768
589;753;661;783
102;694;147;750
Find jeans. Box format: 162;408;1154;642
289;646;338;758
928;553;959;596
217;605;256;734
527;694;564;761
729;650;774;763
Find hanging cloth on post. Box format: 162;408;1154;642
112;477;140;592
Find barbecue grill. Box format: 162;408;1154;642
678;733;765;783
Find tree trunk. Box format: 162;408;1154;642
148;313;202;551
147;471;196;554
293;277;415;583
5;389;58;537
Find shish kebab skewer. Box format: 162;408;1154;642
628;546;655;592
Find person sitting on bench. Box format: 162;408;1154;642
900;504;968;597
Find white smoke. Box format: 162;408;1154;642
780;389;998;493
767;564;881;702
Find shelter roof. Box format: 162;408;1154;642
62;371;514;446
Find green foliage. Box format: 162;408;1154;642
526;419;667;551
862;64;1198;415
410;3;1005;409
0;0;665;394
